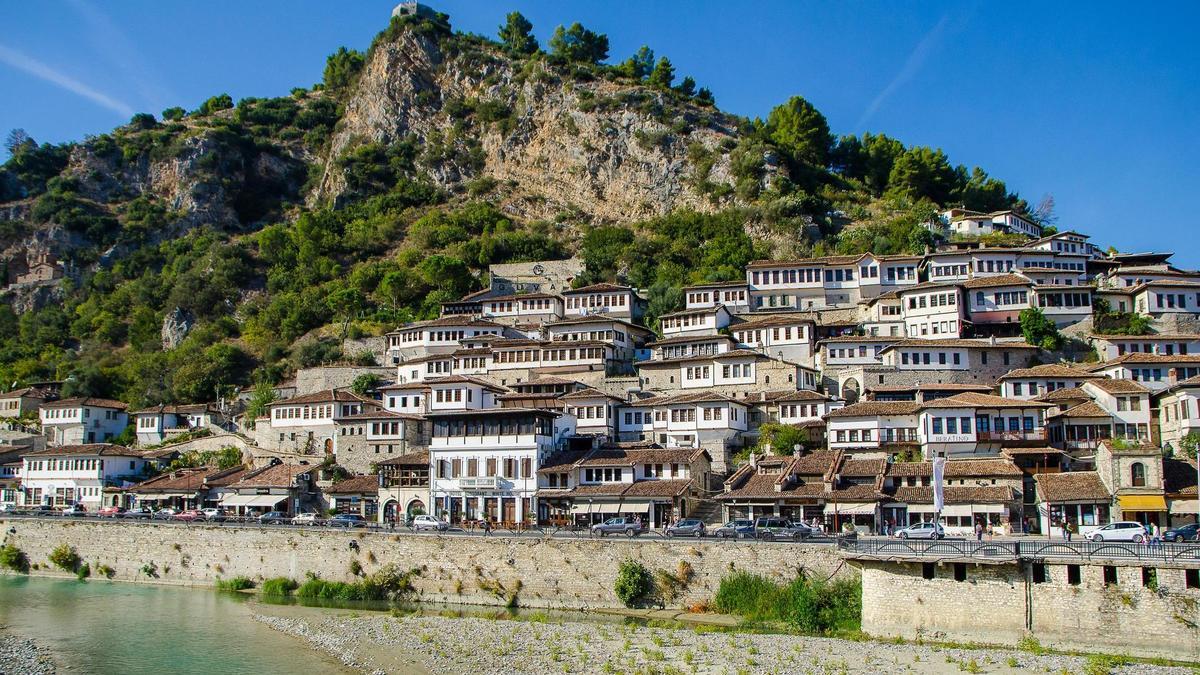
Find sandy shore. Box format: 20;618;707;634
251;605;1193;675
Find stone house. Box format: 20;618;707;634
256;389;371;455
332;408;428;475
0;387;55;420
218;462;316;516
377;450;430;522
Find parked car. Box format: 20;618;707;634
257;511;290;525
591;516;647;537
328;513;366;528
753;516;810;541
0;503;17;513
790;520;823;536
61;503;87;517
97;506;125;518
200;508;227;522
664;519;706;538
152;508;178;520
29;504;57;516
894;521;945;540
1162;523;1200;543
1086;521;1147;543
173;509;204;522
291;512;322;526
411;514;449;532
713;519;756;539
122;506;154;519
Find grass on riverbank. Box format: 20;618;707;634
261;577;299;597
216;576;254;592
295;565;423;603
711;571;861;636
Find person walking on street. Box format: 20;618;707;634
975;521;984;542
1063;518;1073;542
482;517;492;536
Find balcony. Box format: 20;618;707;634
978;429;1045;442
459;476;500;490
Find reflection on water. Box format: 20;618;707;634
0;576;352;675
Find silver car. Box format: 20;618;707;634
1086;521;1146;543
894;521;945;540
665;519;706;538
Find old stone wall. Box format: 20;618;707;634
294;366;395;395
0;519;850;611
859;560;1200;661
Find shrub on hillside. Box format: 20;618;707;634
712;571;861;636
48;544;81;572
0;544;29;573
614;559;654;608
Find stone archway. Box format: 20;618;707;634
383;500;399;523
841;377;861;403
407;499;426;518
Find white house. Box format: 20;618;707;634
729;314;816;366
39;397;129;447
1155;375;1200;453
1089;354;1200;392
897;283;963;339
1088;333;1200;361
917;392;1051;459
561;283;645;320
1133;280;1200;316
428;407;575;525
478;293;563;323
683;282;751;312
963;274;1032;327
819;336;896;368
261;389;371;454
825;401;920;455
659;306;732;338
998;363;1101;400
559;388;624;440
385;317;507;363
20;444;163;508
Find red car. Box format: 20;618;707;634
173;509;204;522
98;506;126;518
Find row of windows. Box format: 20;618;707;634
908;292;958;309
901;351;963;366
734;326;805;344
685;366;710;380
1010;381;1074;396
566;293;629;309
1114;342;1191;356
273;404;335;420
1038;292;1091;308
662;343;723;359
1128;366;1200;382
977;290;1029;307
487;298;556;312
780;403;821;418
687;290;747;304
722;363;753;378
552;329;626;344
433;417;551;438
455;356;487;369
662;313;712;330
1152;293;1198;309
932;264;969;277
26;458;114;472
434;388;473;403
437;457;531;479
827;345;883;359
493;347;608;363
570;405;609;421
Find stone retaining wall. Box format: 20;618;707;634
0;519;850;610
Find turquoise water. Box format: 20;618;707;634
0;576;352;674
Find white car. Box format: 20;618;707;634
411;515;448;532
291;512;321;526
1085;521;1146;543
894;521;945;540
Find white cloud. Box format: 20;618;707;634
856;15;949;129
67;0;174;112
0;43;134;118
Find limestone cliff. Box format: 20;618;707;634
315;28;775;223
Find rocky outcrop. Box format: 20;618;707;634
315;27;775;223
161;307;196;350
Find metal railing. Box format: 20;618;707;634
839;537;1200;564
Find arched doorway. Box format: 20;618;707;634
407;499;426;518
841;377;860;404
383;500;399;523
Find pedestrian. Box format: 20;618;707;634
1063;518;1073;542
975;520;984;542
482;517;492;536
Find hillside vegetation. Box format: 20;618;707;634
0;10;1039;407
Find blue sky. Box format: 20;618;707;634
2;1;1197;265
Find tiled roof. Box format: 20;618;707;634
627;391;744;407
818;335;901;344
683;280;748;289
335;409;424;422
230;463;312;489
1085;378;1150;394
961;274;1032;289
576;447;702;468
129;466;244;493
921;392;1051;410
537;449;590;474
749;389;829;403
728;314;815;330
717;471;786;500
24;443;143;458
205;467;249;487
544;315;650;331
645;334;736;347
270;389;371;406
1033;386;1091;403
659;305;730;319
881;338;1038;351
839;457;886;477
563;283;634;294
423;375;509;392
889;485;1016;505
825;401;920;418
867;383;993;393
1000;364;1100;380
1035;472;1110;502
621;479;693;498
791;450;839;475
326;474;380;494
885;458;1022;478
558;388;624;402
0;387;54;399
375;450;429;466
41;397;128;410
747;254;868;269
389;317;504;332
1047;401;1110;419
1094;353;1200;367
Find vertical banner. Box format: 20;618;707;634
932;456;947;515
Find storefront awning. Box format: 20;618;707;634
1118;494;1167;511
827;503;877;515
221;494;287;508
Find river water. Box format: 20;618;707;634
0;576;353;674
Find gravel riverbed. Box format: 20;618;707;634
253;608;1193;675
0;632;58;675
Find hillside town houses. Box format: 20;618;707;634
1;232;1198;537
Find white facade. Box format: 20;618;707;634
899;285;962;338
39;399;129;447
21;445;158;508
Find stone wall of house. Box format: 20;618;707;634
334;423;429;475
0;518;849;610
860;559;1200;661
293;366;395;395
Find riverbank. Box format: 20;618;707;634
0;631;57;675
251;604;1196;675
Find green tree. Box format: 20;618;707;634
351;373;382;396
831;132;905;195
1019;307;1062;350
128;113;157;130
1179;432;1199;460
886;146;959;205
323;47;365;91
161;106;186;121
756;423;813;455
244;380;277;429
765;96;833;167
325;286;366;351
616;45;655;79
956;167;1013;213
694;87;715;106
548;22;609;64
196;94;233;116
647;57;675;89
675;76;696;96
498;11;538;55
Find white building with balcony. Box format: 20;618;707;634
561;283;645;320
20;444;163;508
1155;375;1200;453
1088;333;1200;362
428;407;575;525
39;397;129;447
897;283;963;339
683;282;750;312
918;392;1051;459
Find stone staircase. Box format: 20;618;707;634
687;498;724;526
